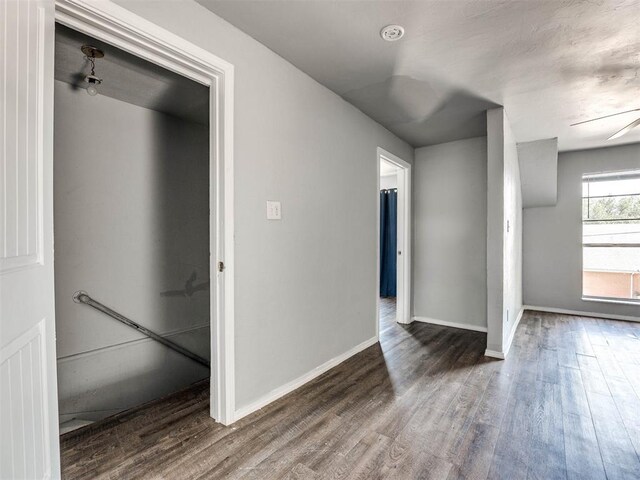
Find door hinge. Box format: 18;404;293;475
218;261;225;272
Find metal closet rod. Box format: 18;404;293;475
72;290;210;368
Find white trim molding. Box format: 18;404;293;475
524;305;640;324
413;316;488;333
582;296;640;307
376;147;412;327
502;307;524;356
234;336;378;422
484;349;505;359
484;307;524;359
54;0;235;425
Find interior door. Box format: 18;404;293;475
0;0;60;478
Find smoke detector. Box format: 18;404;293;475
380;24;405;42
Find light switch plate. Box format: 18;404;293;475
266;201;282;220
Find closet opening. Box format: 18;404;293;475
54;23;211;435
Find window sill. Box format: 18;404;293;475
582;296;640;307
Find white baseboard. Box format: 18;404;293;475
502;307;524;357
524;305;640;324
484;306;524;360
233;336;379;422
484;349;505;359
412;316;487;333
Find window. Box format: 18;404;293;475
583;169;640;302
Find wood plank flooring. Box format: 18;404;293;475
60;299;640;479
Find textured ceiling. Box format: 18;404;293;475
55;24;209;125
198;0;640;150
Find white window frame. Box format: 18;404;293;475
582;169;640;306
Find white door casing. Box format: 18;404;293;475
54;0;236;425
2;0;236;475
377;148;412;328
54;0;235;427
0;0;60;478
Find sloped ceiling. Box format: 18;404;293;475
198;0;640;150
55;24;209;125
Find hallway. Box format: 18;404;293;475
60;307;640;479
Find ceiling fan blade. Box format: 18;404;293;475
608;116;640;140
570;108;640;126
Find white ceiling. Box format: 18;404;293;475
198;0;640;151
380;159;399;176
55;24;209;125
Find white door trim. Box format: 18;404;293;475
377;147;412;329
53;0;236;425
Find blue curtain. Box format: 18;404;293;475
380;189;397;297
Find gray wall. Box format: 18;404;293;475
413;137;487;329
524;143;640;319
517;138;558;208
54;81;210;425
114;0;414;410
486;108;523;354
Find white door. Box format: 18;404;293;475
395;166;408;324
0;0;60;478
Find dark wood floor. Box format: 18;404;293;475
61;298;640;479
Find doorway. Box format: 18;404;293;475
377;148;411;336
53;0;236;431
53;24;213;434
1;2;234;475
